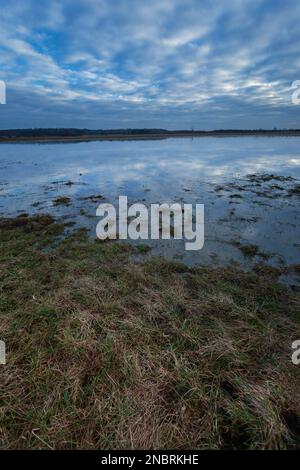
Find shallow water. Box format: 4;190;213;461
0;136;300;282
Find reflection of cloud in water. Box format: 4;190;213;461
1;137;300;194
1;137;300;273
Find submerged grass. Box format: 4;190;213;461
0;215;299;449
53;196;71;206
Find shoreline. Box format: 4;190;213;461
1;130;300;144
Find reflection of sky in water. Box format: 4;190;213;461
0;137;300;277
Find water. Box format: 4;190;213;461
0;136;300;280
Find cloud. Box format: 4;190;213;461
0;0;300;128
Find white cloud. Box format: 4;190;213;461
1;0;300;127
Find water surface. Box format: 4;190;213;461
1;136;300;282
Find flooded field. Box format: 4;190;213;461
0;136;300;284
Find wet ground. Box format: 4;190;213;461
0;136;300;286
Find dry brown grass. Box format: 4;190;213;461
0;216;300;449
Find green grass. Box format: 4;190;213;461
0;215;299;449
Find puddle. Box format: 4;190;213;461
0;136;300;285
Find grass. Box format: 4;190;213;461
79;194;104;201
289;185;300;196
53;196;71;206
294;264;300;273
239;244;259;258
237;244;271;260
0;215;300;449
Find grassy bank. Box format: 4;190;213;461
0;215;299;449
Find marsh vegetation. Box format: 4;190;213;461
0;215;299;449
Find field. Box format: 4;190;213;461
0;215;299;449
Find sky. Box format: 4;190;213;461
0;0;300;130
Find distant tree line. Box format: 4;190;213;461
0;128;299;139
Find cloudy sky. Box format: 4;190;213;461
0;0;300;129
